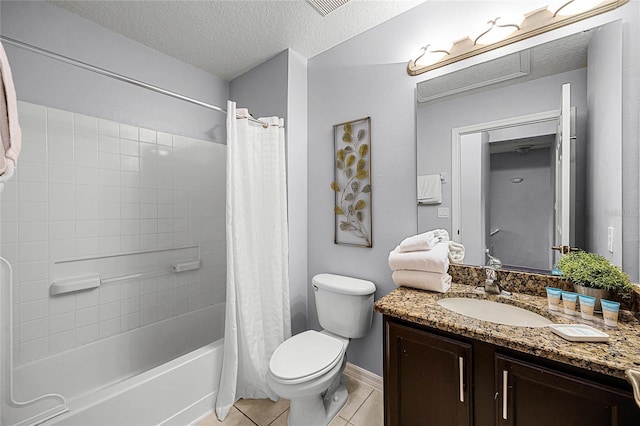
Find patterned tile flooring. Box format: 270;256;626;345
196;374;383;426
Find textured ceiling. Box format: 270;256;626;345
50;0;427;81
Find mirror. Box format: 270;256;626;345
416;21;622;273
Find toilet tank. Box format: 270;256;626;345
312;273;376;339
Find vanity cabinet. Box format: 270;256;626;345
384;320;472;426
383;316;640;426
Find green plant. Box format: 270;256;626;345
555;251;635;298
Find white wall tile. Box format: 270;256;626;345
157;132;172;147
76;306;99;327
49;330;75;354
74;113;97;135
19;337;49;363
76;167;99;186
20;202;49;223
49;312;75;334
99;152;120;170
18;260;48;283
76;323;99;345
76;238;100;257
76;290;99;310
49;295;75;316
9;103;226;365
98;119;119;137
19;241;48;262
120;124;139;141
20;298;48;323
49;183;75;203
49;165;75;184
20;318;49;342
121;313;139;332
120;139;139;157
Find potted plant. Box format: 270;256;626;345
555;251;635;311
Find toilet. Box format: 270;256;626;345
267;273;376;426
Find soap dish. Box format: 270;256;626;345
549;324;610;342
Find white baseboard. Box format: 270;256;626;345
344;362;383;392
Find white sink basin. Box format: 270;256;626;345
437;297;552;327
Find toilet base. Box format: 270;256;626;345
287;374;348;426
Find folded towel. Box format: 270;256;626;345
400;229;450;252
392;270;451;293
417;174;441;204
388;242;450;274
448;241;465;264
0;42;21;177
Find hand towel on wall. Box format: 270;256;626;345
400;229;449;252
448;241;465;263
388;242;450;274
417;174;441;204
0;42;21;177
392;270;452;293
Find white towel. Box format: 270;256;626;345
392;270;451;293
400;229;449;252
0;42;21;177
448;241;465;264
388;242;450;274
417;174;441;204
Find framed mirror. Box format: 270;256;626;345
416;20;622;274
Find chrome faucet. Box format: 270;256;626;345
484;254;502;295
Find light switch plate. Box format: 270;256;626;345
438;207;449;218
607;227;614;253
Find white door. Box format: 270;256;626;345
554;83;576;262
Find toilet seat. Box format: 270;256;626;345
269;330;345;385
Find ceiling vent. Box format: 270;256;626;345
306;0;350;16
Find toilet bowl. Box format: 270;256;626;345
267;274;376;426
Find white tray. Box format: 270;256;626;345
549;324;610;342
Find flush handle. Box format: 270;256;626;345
312;284;319;291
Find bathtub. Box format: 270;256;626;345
10;303;225;426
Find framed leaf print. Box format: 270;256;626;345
331;117;372;248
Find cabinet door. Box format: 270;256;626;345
385;320;472;426
496;354;640;426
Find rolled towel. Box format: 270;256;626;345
388;242;450;274
448;241;465;264
392;270;452;293
399;229;450;252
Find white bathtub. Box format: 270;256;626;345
10;303;225;426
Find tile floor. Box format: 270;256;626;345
196;374;383;426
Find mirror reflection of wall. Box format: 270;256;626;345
416;20;622;274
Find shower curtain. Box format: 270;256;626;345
216;101;291;420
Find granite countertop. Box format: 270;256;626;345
375;283;640;380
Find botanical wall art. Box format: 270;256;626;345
331;117;372;248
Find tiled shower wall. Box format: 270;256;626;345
0;102;226;366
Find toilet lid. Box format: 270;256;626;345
269;330;345;383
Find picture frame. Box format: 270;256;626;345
331;117;372;248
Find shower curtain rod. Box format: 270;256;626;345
0;35;275;129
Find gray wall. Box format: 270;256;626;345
587;21;623;266
490;148;553;269
230;49;309;336
0;1;229;142
308;1;640;377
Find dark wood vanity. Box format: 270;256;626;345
383;315;640;426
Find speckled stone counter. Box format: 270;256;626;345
375;283;640;380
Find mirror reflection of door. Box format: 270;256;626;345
459;106;570;271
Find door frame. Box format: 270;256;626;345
451;110;560;250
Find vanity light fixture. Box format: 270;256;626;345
414;44;452;67
473;17;522;45
407;0;628;76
